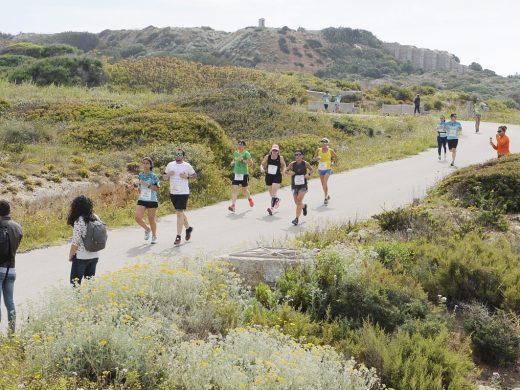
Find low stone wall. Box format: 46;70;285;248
380;104;422;115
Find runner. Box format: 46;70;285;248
334;93;341;113
490;125;510;158
163;149;197;246
445;113;462;167
313;138;337;205
473;99;482;133
436;116;448;160
286;150;314;226
260;144;286;215
135;157;160;244
323;91;330;112
228;140;254;212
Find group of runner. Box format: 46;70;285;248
228;138;336;225
133;139;337;244
435;111;510;165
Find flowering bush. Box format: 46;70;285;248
21;259;250;387
168;327;379;389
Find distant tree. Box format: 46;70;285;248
297;27;306;32
52;32;99;52
0;32;13;39
120;44;146;58
452;55;460;63
469;62;483;71
8;55;106;87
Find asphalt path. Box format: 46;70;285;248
9;120;518;324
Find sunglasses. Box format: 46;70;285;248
175;153;184;157
294;153;303;156
497;130;503;133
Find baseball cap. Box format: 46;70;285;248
271;144;280;151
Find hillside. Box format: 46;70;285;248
2;26;467;78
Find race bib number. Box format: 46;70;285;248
294;175;305;185
267;164;278;175
318;162;328;170
234;173;244;181
140;187;152;201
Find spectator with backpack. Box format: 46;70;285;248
67;195;107;286
0;200;23;334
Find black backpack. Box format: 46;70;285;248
83;218;108;252
0;224;10;259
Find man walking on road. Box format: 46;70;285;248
414;94;421;115
445;113;462;166
229;140;254;212
0;200;23;335
490;126;510;158
260;144;286;216
163;149;197;246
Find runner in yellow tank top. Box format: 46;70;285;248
313;138;337;206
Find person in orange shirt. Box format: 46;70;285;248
490;126;510;158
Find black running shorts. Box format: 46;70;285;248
447;139;458;150
170;194;189;211
231;174;249;187
265;175;282;186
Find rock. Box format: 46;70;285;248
224;247;311;287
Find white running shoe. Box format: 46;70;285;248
144;229;151;240
151;235;158;244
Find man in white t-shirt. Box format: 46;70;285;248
163;149;197;245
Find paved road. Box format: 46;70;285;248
9;120;518;322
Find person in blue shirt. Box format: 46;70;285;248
135;157;160;244
322;91;330;112
334;93;341;113
445;113;462;166
436;115;448;160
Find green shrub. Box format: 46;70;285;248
25;102;130;122
8;55;106;87
347;322;476;390
373;240;415;271
374;206;437;235
120;43;146;58
65;110;231;160
439;154;520;213
40;44;78;57
0;120;54;144
0;54;34;68
173;86;327;140
278;246;429;330
462;303;520;366
0;42;44;58
411;233;520;311
255;282;277;309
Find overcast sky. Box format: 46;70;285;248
1;0;518;76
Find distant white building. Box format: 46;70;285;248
258;18;265;28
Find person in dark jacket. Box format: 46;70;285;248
0;200;23;334
414;94;421;115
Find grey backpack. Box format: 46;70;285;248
83;218;107;252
